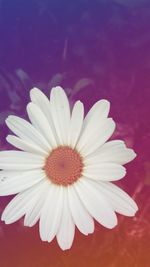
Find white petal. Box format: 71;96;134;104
100;140;125;149
83;100;110;129
50;86;70;145
30;87;59;145
97;181;138;216
68;185;94;235
0;170;22;182
68;101;84;148
83;163;126;181
30;87;51;121
85;140;125;158
6;135;48;156
0;151;44;170
77;118;115;157
74;178;117;229
1;179;47;224
6;115;50;153
27;102;57;148
56;188;75;250
39;184;63;242
24;180;50;227
85;140;136;165
0;169;46;196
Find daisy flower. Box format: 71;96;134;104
0;86;138;250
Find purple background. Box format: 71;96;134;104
0;1;150;267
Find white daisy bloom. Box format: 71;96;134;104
0;86;138;250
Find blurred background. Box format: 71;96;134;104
0;1;150;266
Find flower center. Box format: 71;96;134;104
44;146;83;186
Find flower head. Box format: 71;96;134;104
0;86;138;250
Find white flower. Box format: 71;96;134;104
0;86;138;250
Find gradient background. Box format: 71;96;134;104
0;1;150;267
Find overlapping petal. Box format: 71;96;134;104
39;184;63;242
1;180;48;224
6;115;51;153
74;178;117;229
27;102;57;148
76;118;115;156
68;100;84;148
30;87;59;145
0;151;44;170
85;140;136;165
68;185;94;235
6;135;48;156
83;163;126;181
24;180;50;227
89;179;138;216
56;188;75;250
50;86;70;145
0;169;45;195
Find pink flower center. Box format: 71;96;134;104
44;146;83;186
